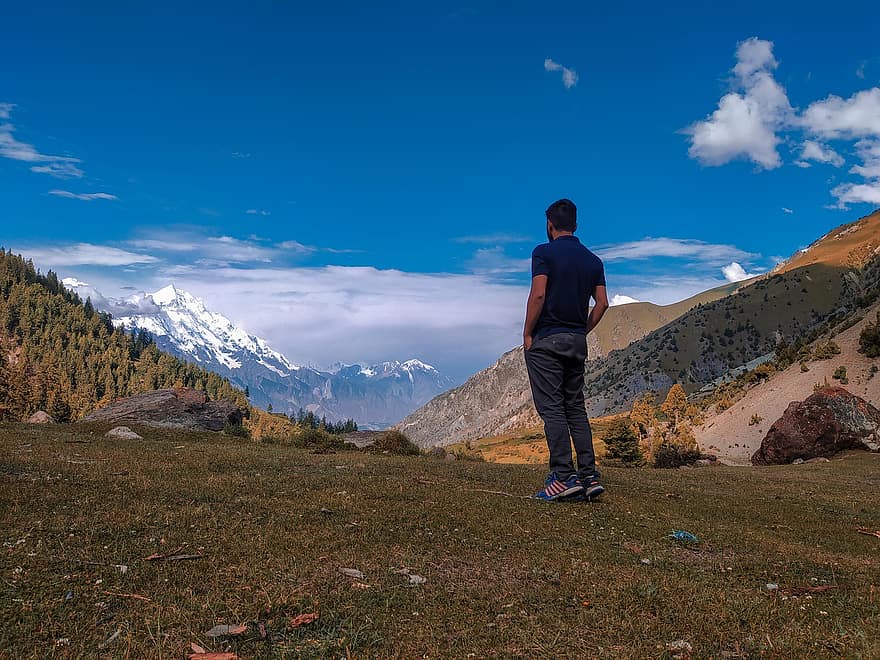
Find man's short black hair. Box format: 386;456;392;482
546;198;577;231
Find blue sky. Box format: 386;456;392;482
2;1;879;381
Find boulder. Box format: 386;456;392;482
82;388;243;431
26;411;55;424
105;426;143;440
752;387;880;465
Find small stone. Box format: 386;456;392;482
105;426;144;440
27;411;55;424
765;583;779;591
792;458;804;465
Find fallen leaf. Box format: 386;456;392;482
205;624;247;638
187;654;239;660
191;643;207;653
339;567;364;579
289;612;319;628
408;574;426;585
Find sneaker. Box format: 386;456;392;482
582;475;605;500
532;473;584;501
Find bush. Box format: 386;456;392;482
749;414;763;426
653;443;701;469
371;429;420;456
292;427;345;450
832;365;849;384
224;421;251;439
603;419;644;465
813;340;841;360
859;312;880;358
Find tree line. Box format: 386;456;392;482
0;248;247;421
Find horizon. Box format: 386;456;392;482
2;1;879;381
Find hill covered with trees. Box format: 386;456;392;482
0;249;247;421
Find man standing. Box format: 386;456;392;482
523;199;609;501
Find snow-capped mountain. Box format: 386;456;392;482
62;280;454;428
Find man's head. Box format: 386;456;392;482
545;198;577;240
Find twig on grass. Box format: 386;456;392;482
463;488;530;499
856;527;880;539
102;590;152;602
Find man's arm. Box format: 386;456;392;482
523;274;548;351
586;284;609;334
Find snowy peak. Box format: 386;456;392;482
61;280;455;426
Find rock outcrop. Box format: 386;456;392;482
83;388;243;431
752;387;880;465
26;411;55;424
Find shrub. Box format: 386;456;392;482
749;414;763;426
813;340;841;360
371;429;420;456
603;418;644;466
832;365;849;384
653;443;701;469
224;421;251;439
859;312;880;358
292;427;345;450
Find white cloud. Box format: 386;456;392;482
0;104;84;178
231;151;251;158
685;37;792;169
544;58;578;89
466;246;531;275
831;139;880;207
597;237;756;265
49;189;118;201
610;294;641;306
801;88;880;139
18;243;159;267
245;209;271;216
795;140;845;168
454;233;532;245
722;261;759;282
782;207;794;214
856;61;867;80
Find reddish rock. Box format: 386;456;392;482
752;387;880;465
82;388;242;431
26;410;55;424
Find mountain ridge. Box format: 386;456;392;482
63;280;453;428
399;209;880;448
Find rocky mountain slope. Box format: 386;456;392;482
697;297;880;464
400;209;880;448
65;282;453;428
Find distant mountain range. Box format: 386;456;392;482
63;281;453;428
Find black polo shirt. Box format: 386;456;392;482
531;235;605;340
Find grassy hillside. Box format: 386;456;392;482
2;423;879;657
589;280;744;358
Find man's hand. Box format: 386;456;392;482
523;275;548;350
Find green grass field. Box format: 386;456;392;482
2;422;879;658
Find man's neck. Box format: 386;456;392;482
550;231;574;240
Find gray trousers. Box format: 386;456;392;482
524;332;598;479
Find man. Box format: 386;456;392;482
523;198;609;502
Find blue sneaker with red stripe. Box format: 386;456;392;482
532;473;584;501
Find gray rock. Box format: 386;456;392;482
26;411;55;424
83;388;242;431
444;453;458;461
792;458;805;465
105;426;143;440
428;446;447;459
694;459;713;467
